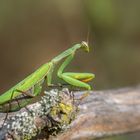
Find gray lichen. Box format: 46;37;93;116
3;88;77;140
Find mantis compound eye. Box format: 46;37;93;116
81;41;89;52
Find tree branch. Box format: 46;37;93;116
53;85;140;140
0;86;140;140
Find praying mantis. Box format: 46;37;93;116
0;41;95;113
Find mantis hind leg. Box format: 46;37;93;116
10;89;35;114
0;89;35;129
57;54;95;90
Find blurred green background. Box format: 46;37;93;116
0;0;140;139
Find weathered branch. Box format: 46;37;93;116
0;86;140;140
0;89;77;140
53;85;140;140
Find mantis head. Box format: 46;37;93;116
81;41;89;52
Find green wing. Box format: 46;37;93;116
0;62;52;104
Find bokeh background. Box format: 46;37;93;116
0;1;140;139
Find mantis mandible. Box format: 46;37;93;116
0;41;95;113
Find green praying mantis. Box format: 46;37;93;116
0;41;95;113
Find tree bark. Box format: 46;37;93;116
52;85;140;140
0;86;140;140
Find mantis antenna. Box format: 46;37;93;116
86;23;90;45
